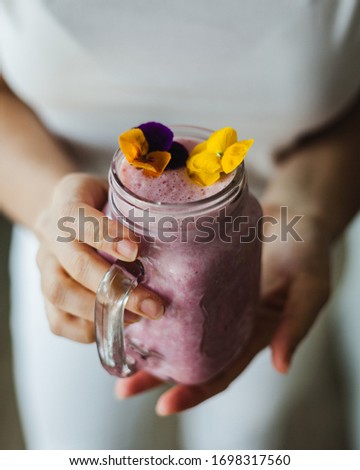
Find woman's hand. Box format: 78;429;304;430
115;206;331;415
35;173;165;343
116;94;360;415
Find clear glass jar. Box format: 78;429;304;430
95;126;262;384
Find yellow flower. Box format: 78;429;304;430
206;127;238;155
133;151;171;177
221;139;254;174
119;128;149;162
187;150;222;186
186;127;253;186
118;128;170;177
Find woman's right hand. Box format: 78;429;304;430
35;173;165;343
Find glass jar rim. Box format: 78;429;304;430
109;125;247;217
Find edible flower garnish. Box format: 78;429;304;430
166;141;189;169
186;127;254;186
118;122;188;177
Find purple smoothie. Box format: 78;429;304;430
107;129;262;384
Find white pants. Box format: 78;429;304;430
9;216;360;450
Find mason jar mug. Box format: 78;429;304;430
95;126;262;385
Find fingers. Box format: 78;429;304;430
57;201;138;261
53;242;164;317
155;386;207;416
38;247;165;343
125;285;164;319
53;241;112;293
123;311;141;326
115;332;264;416
155;339;263;416
53;173;109;208
270;273;330;373
45;303;142;343
45;300;95;344
54;203;165;319
38;250;96;343
116;371;164;398
36;174;165;345
38;251;96;320
45;174;138;265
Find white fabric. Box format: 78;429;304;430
10;224;355;450
10;225;348;450
332;214;360;447
1;0;360;449
1;0;360;179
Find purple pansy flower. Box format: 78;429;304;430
138;122;174;152
167;141;189;169
133;122;189;170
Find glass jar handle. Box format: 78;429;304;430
95;260;144;377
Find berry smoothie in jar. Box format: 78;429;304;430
95;123;262;385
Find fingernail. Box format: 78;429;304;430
155;401;167;416
115;382;130;399
117;239;137;260
276;355;291;374
115;389;125;400
140;298;164;319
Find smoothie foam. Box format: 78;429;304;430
118;139;234;204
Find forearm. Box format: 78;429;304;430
262;94;360;242
0;78;75;229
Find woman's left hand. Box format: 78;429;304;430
115;205;331;415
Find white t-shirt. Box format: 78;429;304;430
1;0;360;185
